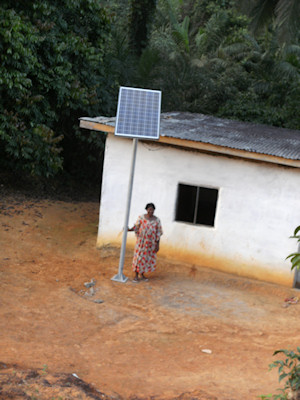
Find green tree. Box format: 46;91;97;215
141;0;300;128
238;0;300;44
0;0;115;179
128;0;158;57
147;0;254;114
216;32;300;128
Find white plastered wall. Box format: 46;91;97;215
97;133;300;286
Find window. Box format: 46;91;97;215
175;184;218;227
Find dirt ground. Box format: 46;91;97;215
0;190;299;400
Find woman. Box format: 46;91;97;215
128;203;163;282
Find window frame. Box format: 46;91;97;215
175;183;219;227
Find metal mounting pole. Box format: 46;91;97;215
111;138;138;283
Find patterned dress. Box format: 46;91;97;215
132;215;163;274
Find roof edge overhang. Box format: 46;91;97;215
159;136;300;169
79;118;300;169
80;119;115;133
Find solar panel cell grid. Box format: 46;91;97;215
115;87;161;139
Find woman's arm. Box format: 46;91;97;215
128;216;142;233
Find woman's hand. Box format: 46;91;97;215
155;241;160;252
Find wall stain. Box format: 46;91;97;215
97;236;293;287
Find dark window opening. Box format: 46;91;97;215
175;184;218;227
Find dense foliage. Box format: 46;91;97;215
130;0;300;127
0;0;116;179
0;0;299;179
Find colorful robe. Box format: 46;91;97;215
132;215;163;273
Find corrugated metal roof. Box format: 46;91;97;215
80;112;300;161
160;112;300;161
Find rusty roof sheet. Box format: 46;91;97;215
80;112;300;161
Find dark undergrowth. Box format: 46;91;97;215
0;171;101;203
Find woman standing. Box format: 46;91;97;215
128;203;163;282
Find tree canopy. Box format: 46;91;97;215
0;0;115;179
0;0;299;180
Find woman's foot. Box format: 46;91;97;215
140;274;149;282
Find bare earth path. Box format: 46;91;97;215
0;192;299;399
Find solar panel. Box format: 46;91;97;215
115;86;162;139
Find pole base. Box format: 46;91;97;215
111;272;128;283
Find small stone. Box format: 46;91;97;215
93;299;104;304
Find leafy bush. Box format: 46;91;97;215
286;226;300;272
264;348;300;400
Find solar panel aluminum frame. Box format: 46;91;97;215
115;86;162;140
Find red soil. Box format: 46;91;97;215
0;193;299;399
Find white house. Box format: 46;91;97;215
80;112;300;287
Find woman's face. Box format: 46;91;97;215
147;206;154;217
